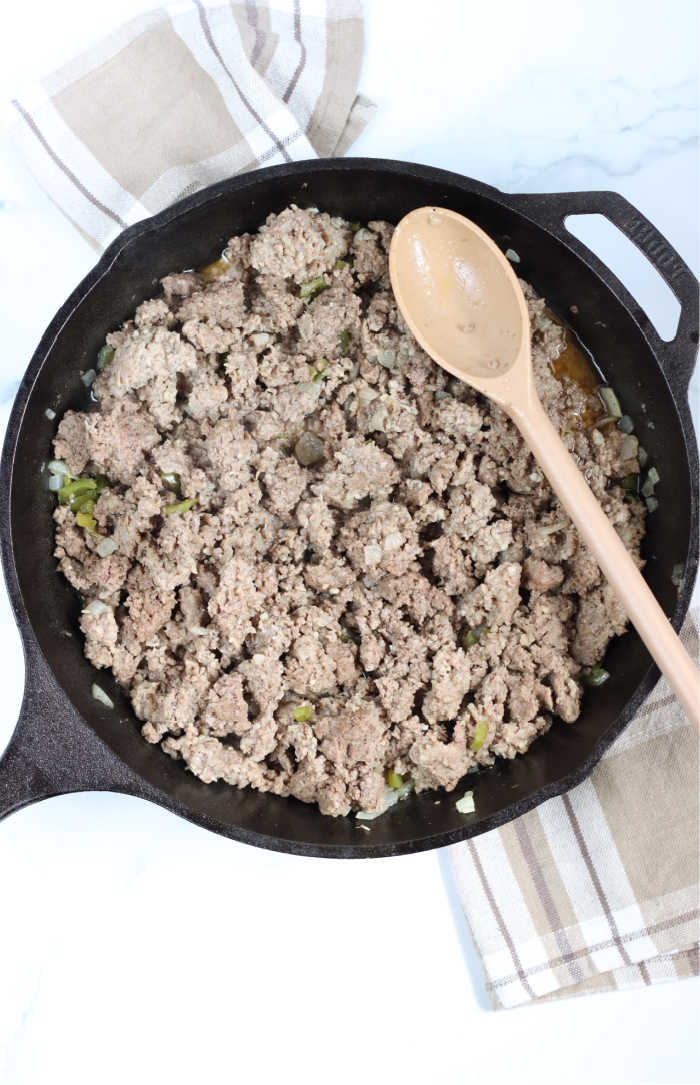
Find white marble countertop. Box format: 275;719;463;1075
0;1;698;1082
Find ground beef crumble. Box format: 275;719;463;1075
53;205;645;817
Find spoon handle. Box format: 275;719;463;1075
513;396;699;729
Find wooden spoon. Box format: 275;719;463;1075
389;206;699;728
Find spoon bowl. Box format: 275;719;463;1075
389;206;530;397
389;206;699;728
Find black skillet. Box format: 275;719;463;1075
0;159;697;858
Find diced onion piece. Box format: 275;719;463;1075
189;626;209;636
48;460;70;476
95;537;117;558
85;599;109;616
364;543;382;565
91;683;114;708
48;475;62;492
618;414;634;434
620;434;638;460
455;790;475;815
620;434;639;461
294;431;325;466
80;368;96;387
641;468;659;497
646;496;659;513
591;428;605;447
671;563;685;588
638;445;649;468
505;248;521;263
597;385;622;419
200;255;230;282
357;780;413;820
161;472;181;493
539;520;568;536
45;408;56;421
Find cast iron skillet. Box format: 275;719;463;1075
0;159;697;858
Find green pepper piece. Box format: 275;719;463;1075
338;329;350;352
71;494;96;515
470;719;489;753
582;665;610;688
76;509;98;534
293;704;314;723
335;259;349;271
311;357;328;383
349;221;361;233
386;770;403;789
299;276;329;300
164;498;195;516
58;477;98;505
97;345;115;371
462;624;489;650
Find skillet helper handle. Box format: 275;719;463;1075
511;189;699;390
0;635;141;821
513;395;700;729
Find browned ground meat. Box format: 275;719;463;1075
52;205;645;817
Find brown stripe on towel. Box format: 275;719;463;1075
12;99;126;228
194;0;292;162
562;793;633;966
467;839;537;1000
283;0;308;103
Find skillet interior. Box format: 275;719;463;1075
4;160;697;856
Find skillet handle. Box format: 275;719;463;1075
509;190;699;393
0;634;147;821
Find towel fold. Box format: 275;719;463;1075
10;0;373;247
449;609;699;1009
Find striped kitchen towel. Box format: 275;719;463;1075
449;609;700;1009
10;0;374;248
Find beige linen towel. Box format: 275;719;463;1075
450;609;699;1009
10;0;374;247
